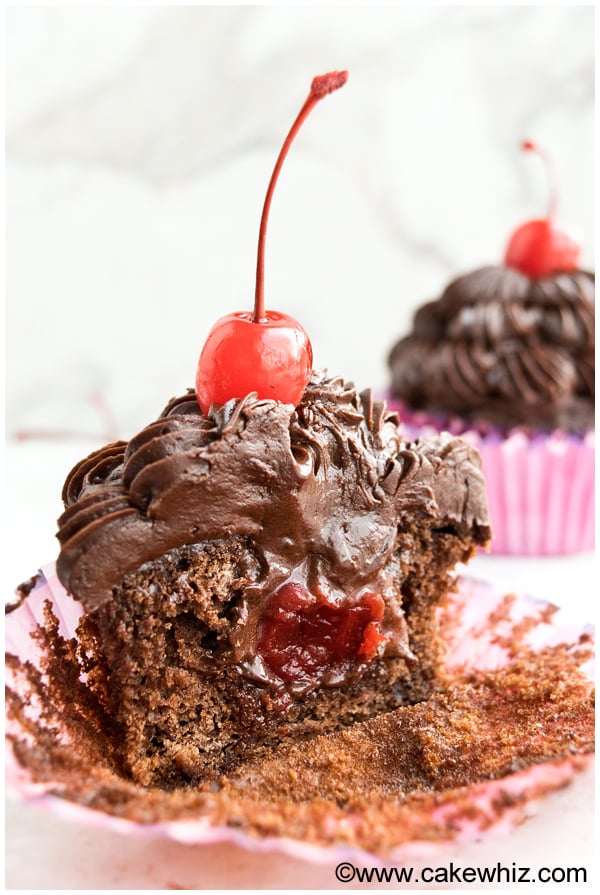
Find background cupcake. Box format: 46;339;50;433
388;143;594;556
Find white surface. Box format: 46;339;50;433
4;6;595;891
4;764;596;890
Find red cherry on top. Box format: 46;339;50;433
504;140;581;278
196;70;349;414
196;310;313;410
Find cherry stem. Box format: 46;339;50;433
521;139;558;220
253;71;349;323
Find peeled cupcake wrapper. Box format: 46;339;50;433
387;398;595;556
5;565;594;863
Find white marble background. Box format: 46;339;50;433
6;4;594;442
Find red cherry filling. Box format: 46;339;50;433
504;140;581;278
257;582;386;685
196;71;348;413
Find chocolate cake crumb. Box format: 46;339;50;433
6;573;42;614
6;585;593;856
59;518;480;788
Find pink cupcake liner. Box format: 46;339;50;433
386;396;595;556
5;565;594;864
4;751;590;867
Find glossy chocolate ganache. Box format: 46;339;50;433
57;374;490;686
389;266;595;431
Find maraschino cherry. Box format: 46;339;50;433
504;140;581;278
196;70;349;413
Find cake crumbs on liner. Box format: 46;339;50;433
5;582;594;857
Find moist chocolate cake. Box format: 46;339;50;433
388;266;595;432
53;373;490;788
6;573;594;855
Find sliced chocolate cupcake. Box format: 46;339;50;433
56;373;490;786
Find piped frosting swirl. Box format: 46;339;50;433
57;373;490;612
389;266;594;431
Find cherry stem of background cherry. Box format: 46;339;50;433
253;71;348;323
522;139;558;221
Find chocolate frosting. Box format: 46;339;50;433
389;267;595;431
57;373;490;623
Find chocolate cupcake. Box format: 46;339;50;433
388;145;594;555
12;373;490;787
